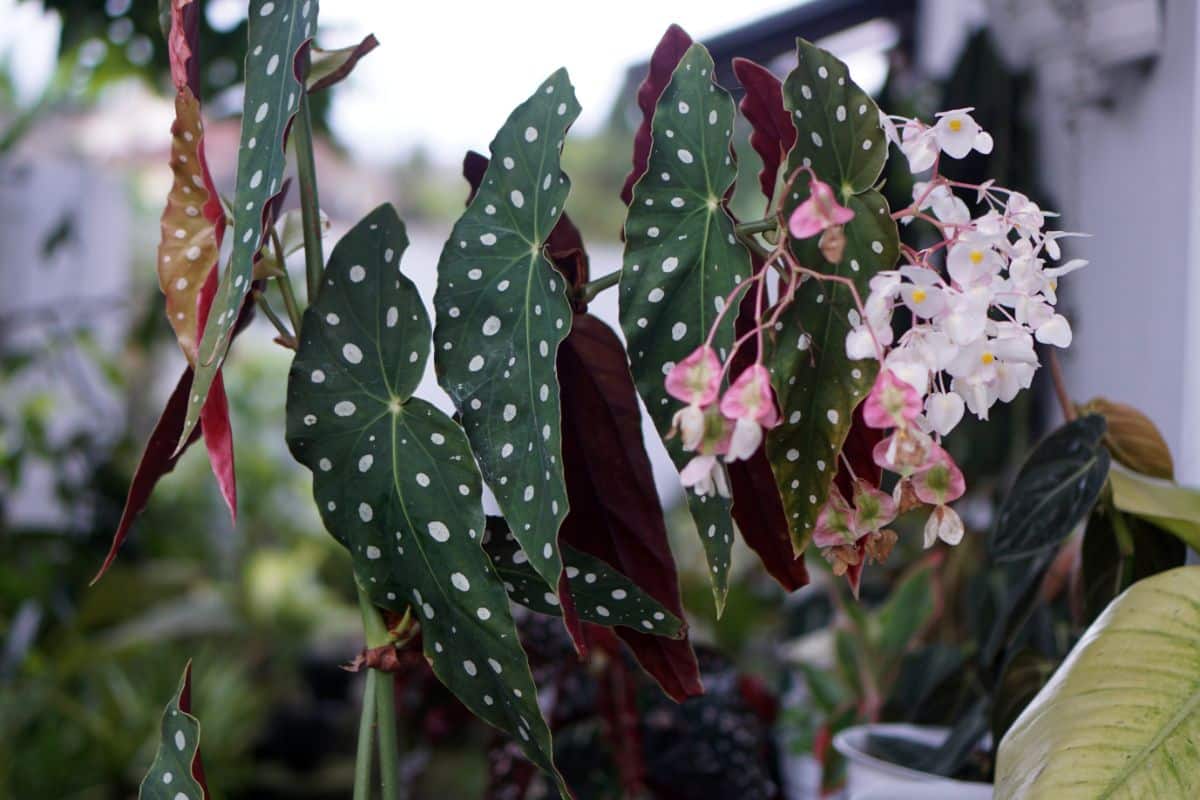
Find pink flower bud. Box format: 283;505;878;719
665;345;722;406
719;365;780;427
862;369;922;429
911;446;966;506
788;178;855;240
873;428;934;477
812;487;860;548
850;479;898;536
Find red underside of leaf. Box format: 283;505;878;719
732;57;797;211
196;266;237;523
729;253;808;591
558;314;702;702
92;367;199;583
835;405;882;598
308;34;380;93
619;24;694;207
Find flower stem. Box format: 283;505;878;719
355;579;399;800
353;668;377;800
1046;349;1076;421
580;269;621;303
294;90;325;304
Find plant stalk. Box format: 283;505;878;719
252;290;296;348
356;580;400;800
294;90;326;304
353;668;378;800
734;217;778;237
1047;349;1076;421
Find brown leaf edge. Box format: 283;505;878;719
307;34;380;94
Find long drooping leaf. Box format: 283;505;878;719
765;38;898;552
139;661;208;800
990;415;1110;561
995;566;1200;799
181;0;314;450
433;70;580;595
286;205;565;791
620;24;693;206
732;57;796;209
484;519;683;637
306;34;378;93
619;42;751;611
558;313;702;700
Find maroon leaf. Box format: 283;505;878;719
732;57;796;210
619;24;694;207
307;34;380;93
558;314;702;702
586;625;646;795
91;368;200;585
196;266;236;522
727;253;808;591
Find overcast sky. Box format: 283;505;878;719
1;0;808;163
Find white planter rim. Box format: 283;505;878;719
832;722;993;787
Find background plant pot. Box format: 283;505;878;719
833;723;993;800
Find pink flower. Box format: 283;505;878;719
788;178;855;239
812;488;860;548
911;446;966;506
719;365;780;462
862;369;922;430
720;365;780;426
665;345;721;406
850;480;897;537
872;427;934;477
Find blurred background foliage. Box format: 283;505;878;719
0;2;1089;797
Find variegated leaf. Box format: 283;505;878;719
181;0;315;449
139;662;208;800
618;43;751;612
433;70;580;593
765;39;899;551
285;205;565;792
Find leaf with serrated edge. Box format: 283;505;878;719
732;57;796;210
139;661;208;800
765;39;898;552
484;520;683;637
180;0;314;450
286;205;565;792
620;43;752;612
433;70;579;594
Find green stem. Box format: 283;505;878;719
734;217;778;237
353;668;378;800
356;580;399;800
276;269;304;334
294;90;326;304
580;269;621;304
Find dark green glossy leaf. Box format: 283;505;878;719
990;415;1110;561
139;662;207;800
765;39;898;552
181;0;314;448
990;648;1056;748
433;69;580;593
484;520;684;638
618;42;751;611
285;205;564;791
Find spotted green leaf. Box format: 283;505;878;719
140;662;207;800
180;0;314;449
765;40;899;552
619;43;751;612
285;205;565;792
484;520;684;638
433;70;580;594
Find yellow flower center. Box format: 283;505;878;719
980;352;995;365
948;118;963;132
1049;279;1058;291
911;288;927;304
969;249;984;264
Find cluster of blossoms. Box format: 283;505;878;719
664;106;1085;582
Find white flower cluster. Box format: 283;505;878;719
846;109;1087;437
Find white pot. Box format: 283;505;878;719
832;723;993;800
